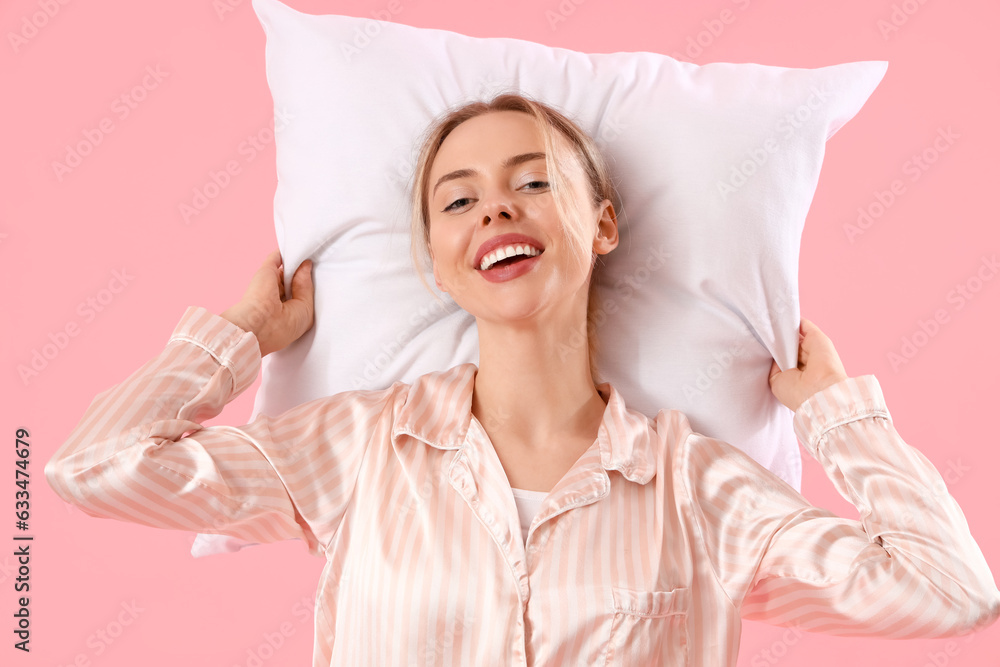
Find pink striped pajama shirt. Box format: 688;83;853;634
45;306;1000;666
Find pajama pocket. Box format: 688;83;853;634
604;586;691;666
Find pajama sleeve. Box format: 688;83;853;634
678;375;1000;637
44;306;394;559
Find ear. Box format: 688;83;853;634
593;198;619;256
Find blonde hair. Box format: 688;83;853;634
408;92;619;384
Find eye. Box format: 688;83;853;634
443;197;472;212
441;180;550;212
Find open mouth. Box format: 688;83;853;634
476;248;544;282
477;247;545;271
481;253;538;270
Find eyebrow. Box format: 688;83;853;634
432;151;547;197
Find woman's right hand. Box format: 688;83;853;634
220;249;315;357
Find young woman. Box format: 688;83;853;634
46;93;1000;666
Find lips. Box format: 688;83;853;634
474;233;545;269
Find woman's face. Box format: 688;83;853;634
426;110;615;325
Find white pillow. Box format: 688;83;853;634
192;0;886;556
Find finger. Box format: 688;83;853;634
258;249;284;291
287;259;314;338
801;318;818;340
265;249;285;299
284;293;314;341
799;318;821;344
291;259;314;300
768;358;781;385
289;262;315;326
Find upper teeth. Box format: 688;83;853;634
480;245;542;270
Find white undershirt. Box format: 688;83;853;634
510;487;549;544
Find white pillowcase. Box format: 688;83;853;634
192;0;886;556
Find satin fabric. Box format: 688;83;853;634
45;306;1000;665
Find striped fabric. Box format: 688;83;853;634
45;306;1000;666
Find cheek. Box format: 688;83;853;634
429;229;464;268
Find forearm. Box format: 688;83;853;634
44;306;260;517
783;376;1000;634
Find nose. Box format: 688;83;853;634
481;196;515;226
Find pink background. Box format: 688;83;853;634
4;0;999;664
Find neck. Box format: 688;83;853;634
470;297;607;451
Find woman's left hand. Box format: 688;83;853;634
768;318;849;413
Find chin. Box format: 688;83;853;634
478;302;546;325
